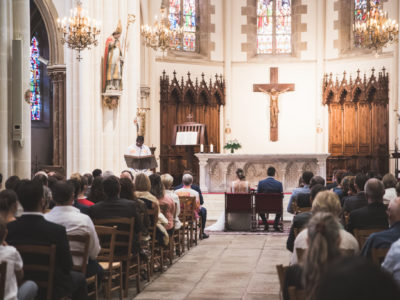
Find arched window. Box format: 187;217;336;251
354;0;381;47
30;36;41;121
168;0;197;52
257;0;291;54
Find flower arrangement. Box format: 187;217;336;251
224;139;241;153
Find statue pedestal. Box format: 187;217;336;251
102;90;122;109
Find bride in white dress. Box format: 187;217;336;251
206;168;250;231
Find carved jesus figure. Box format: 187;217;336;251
258;87;290;128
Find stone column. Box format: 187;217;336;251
198;155;209;192
12;0;31;178
0;0;10;178
317;157;327;179
48;65;67;173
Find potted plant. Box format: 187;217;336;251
224;139;241;154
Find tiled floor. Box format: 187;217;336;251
131;234;290;300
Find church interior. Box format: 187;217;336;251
1;0;400;299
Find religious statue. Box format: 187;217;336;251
103;20;123;92
102;15;136;110
258;87;290;128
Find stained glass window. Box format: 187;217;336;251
257;0;291;54
354;0;381;47
169;0;197;52
30;36;41;121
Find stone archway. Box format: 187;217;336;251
33;0;67;175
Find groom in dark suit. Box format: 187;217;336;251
257;166;283;231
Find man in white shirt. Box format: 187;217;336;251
125;135;152;174
175;174;209;238
45;181;103;280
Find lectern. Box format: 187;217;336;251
124;155;158;171
172;121;207;182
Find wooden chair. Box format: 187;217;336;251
95;225;123;300
288;286;306;300
159;203;174;266
297;248;355;263
255;193;284;230
146;204;163;275
276;264;289;298
224;193;252;231
15;244;56;300
353;228;386;249
291;202;311;215
0;262;7;300
293;227;305;239
67;233;98;300
371;248;390;265
94;217;140;297
179;196;197;250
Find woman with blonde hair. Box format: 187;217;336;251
290;190;359;265
283;212;342;300
135;173;169;246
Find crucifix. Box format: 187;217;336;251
253;67;295;141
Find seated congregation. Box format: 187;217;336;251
0;169;207;299
280;169;400;300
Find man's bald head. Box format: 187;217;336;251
388;197;400;226
364;178;385;204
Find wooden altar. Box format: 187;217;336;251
160;71;225;184
322;68;389;179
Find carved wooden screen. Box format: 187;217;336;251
322;68;389;178
160;71;225;184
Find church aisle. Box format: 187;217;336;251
134;234;290;300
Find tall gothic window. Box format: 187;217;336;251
257;0;291;54
30;36;41;121
169;0;197;52
354;0;381;47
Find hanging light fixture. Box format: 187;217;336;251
57;0;101;61
140;4;183;54
353;3;399;52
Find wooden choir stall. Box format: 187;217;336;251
322;68;389;178
159;71;225;184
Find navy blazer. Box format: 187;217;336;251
257;177;283;194
7;214;73;299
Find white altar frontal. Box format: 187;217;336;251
195;153;330;193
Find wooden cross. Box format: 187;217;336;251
253;67;295;142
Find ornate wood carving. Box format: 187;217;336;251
322;68;389;178
160;70;225;184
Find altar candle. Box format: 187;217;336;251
200;144;204;152
210;144;214;153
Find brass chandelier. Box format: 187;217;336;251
354;4;399;52
57;0;101;60
140;8;183;54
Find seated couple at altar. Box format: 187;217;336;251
206;166;282;231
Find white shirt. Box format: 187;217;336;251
384;187;397;203
165;190;182;229
45;206;100;266
382;237;400;286
290;228;359;265
0;245;23;300
125;143;151;157
174;187;200;207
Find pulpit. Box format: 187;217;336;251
170;121;207;184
